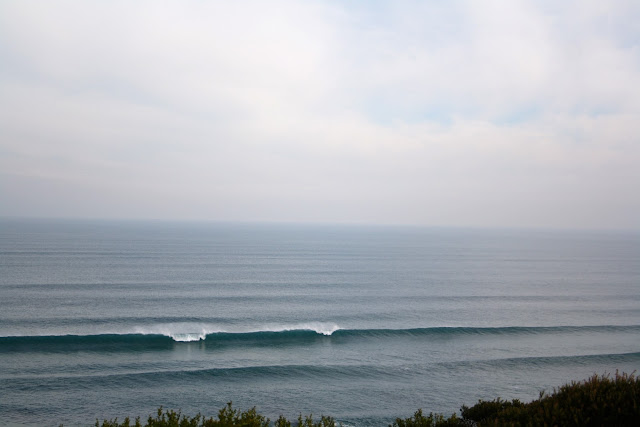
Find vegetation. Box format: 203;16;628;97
81;372;638;427
91;402;336;427
392;371;639;426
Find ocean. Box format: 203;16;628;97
1;219;639;426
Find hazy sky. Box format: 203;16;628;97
1;1;639;229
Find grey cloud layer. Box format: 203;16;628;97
1;0;638;228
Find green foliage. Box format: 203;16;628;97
459;398;524;425
274;415;292;427
96;415;142;427
92;403;337;427
392;372;639;427
206;402;270;426
391;409;463;427
471;371;640;427
273;413;335;427
296;413;337;427
81;373;640;427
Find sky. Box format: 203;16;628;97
1;0;639;230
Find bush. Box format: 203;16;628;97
92;402;337;427
82;372;639;427
459;398;524;424
391;372;639;427
478;371;640;426
391;409;464;427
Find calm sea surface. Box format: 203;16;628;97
1;219;639;426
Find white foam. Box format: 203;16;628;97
252;322;341;336
0;321;343;342
169;332;208;342
131;323;224;342
131;321;341;341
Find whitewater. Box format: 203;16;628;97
1;219;639;426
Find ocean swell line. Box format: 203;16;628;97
6;352;640;385
2;324;640;348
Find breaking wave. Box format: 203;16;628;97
2;324;639;350
131;321;341;342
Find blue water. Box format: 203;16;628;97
1;219;639;426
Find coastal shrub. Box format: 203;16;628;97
391;409;463;427
391;372;639;426
206;402;270;426
470;371;640;426
272;414;336;427
459;397;524;423
84;372;639;427
93;403;336;427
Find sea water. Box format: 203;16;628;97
0;219;639;426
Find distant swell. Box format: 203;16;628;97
5;353;640;385
440;351;640;370
2;324;640;352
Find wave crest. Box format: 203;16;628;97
3;324;639;346
256;322;340;336
131;322;340;342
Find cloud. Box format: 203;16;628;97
0;0;639;228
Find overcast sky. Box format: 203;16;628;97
1;0;639;229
